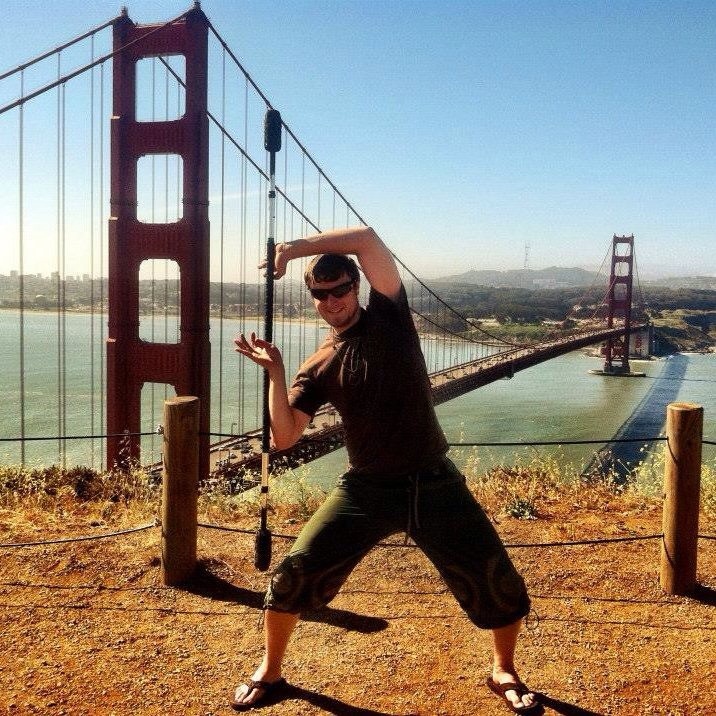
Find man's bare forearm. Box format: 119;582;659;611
286;226;379;258
267;369;307;450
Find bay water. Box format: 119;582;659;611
1;310;713;489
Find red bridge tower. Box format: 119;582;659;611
603;234;635;375
106;6;210;477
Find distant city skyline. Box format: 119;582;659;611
2;260;713;284
1;1;714;281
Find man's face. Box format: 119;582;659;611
308;272;360;333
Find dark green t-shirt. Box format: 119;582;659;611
288;285;448;475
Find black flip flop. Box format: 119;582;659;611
230;677;288;711
486;677;543;714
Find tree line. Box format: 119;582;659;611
1;273;714;324
421;281;716;324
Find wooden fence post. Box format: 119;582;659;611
161;396;199;586
660;401;703;595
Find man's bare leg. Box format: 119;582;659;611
490;619;538;710
233;610;299;707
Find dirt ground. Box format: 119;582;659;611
1;499;714;716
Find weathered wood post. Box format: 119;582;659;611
660;402;703;595
161;396;199;585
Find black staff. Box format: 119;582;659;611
255;108;282;572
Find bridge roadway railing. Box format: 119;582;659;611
207;324;648;487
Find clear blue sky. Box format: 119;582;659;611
1;0;714;280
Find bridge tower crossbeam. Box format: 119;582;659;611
106;6;210;477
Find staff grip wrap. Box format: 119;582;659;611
264;109;282;153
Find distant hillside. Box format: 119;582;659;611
437;268;716;291
644;275;716;291
436;266;599;289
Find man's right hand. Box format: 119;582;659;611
233;331;310;450
234;332;284;375
258;242;292;279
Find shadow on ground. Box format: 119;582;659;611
279;683;415;716
689;583;716;607
539;694;605;715
184;561;389;633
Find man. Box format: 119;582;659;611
232;226;540;714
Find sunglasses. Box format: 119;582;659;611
309;279;355;301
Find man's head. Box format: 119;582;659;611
303;253;360;287
304;254;361;333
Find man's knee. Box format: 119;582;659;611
263;553;348;613
441;556;531;630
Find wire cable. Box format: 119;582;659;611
204;23;519;352
0;431;159;443
197;523;678;550
89;38;96;468
567;242;612;319
0;522;157;549
98;62;106;470
18;69;26;464
160;40;636;365
446;437;667;447
0;16;118;81
0;9;193;116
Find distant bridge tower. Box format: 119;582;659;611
106;6;210;477
603;234;634;374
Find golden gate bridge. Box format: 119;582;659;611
0;4;648;478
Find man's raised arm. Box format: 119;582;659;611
270;226;402;301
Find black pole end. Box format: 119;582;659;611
254;527;272;571
264;109;282;153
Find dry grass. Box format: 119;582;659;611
1;446;714;534
0;464;158;536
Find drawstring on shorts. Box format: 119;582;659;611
525;604;542;632
404;474;422;544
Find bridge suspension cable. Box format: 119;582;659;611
565;241;612;321
204;19;517;352
0;17;118;82
0;9;192;116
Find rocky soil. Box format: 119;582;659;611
1;499;714;715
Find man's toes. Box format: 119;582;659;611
234;684;259;705
505;688;536;710
233;685;248;703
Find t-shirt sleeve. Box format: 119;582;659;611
287;366;323;419
366;284;414;332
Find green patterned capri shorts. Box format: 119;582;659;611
264;456;530;630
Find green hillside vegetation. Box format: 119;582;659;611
423;283;715;322
649;310;716;353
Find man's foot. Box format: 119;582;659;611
487;671;542;714
231;677;287;711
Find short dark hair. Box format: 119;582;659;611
303;254;360;287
